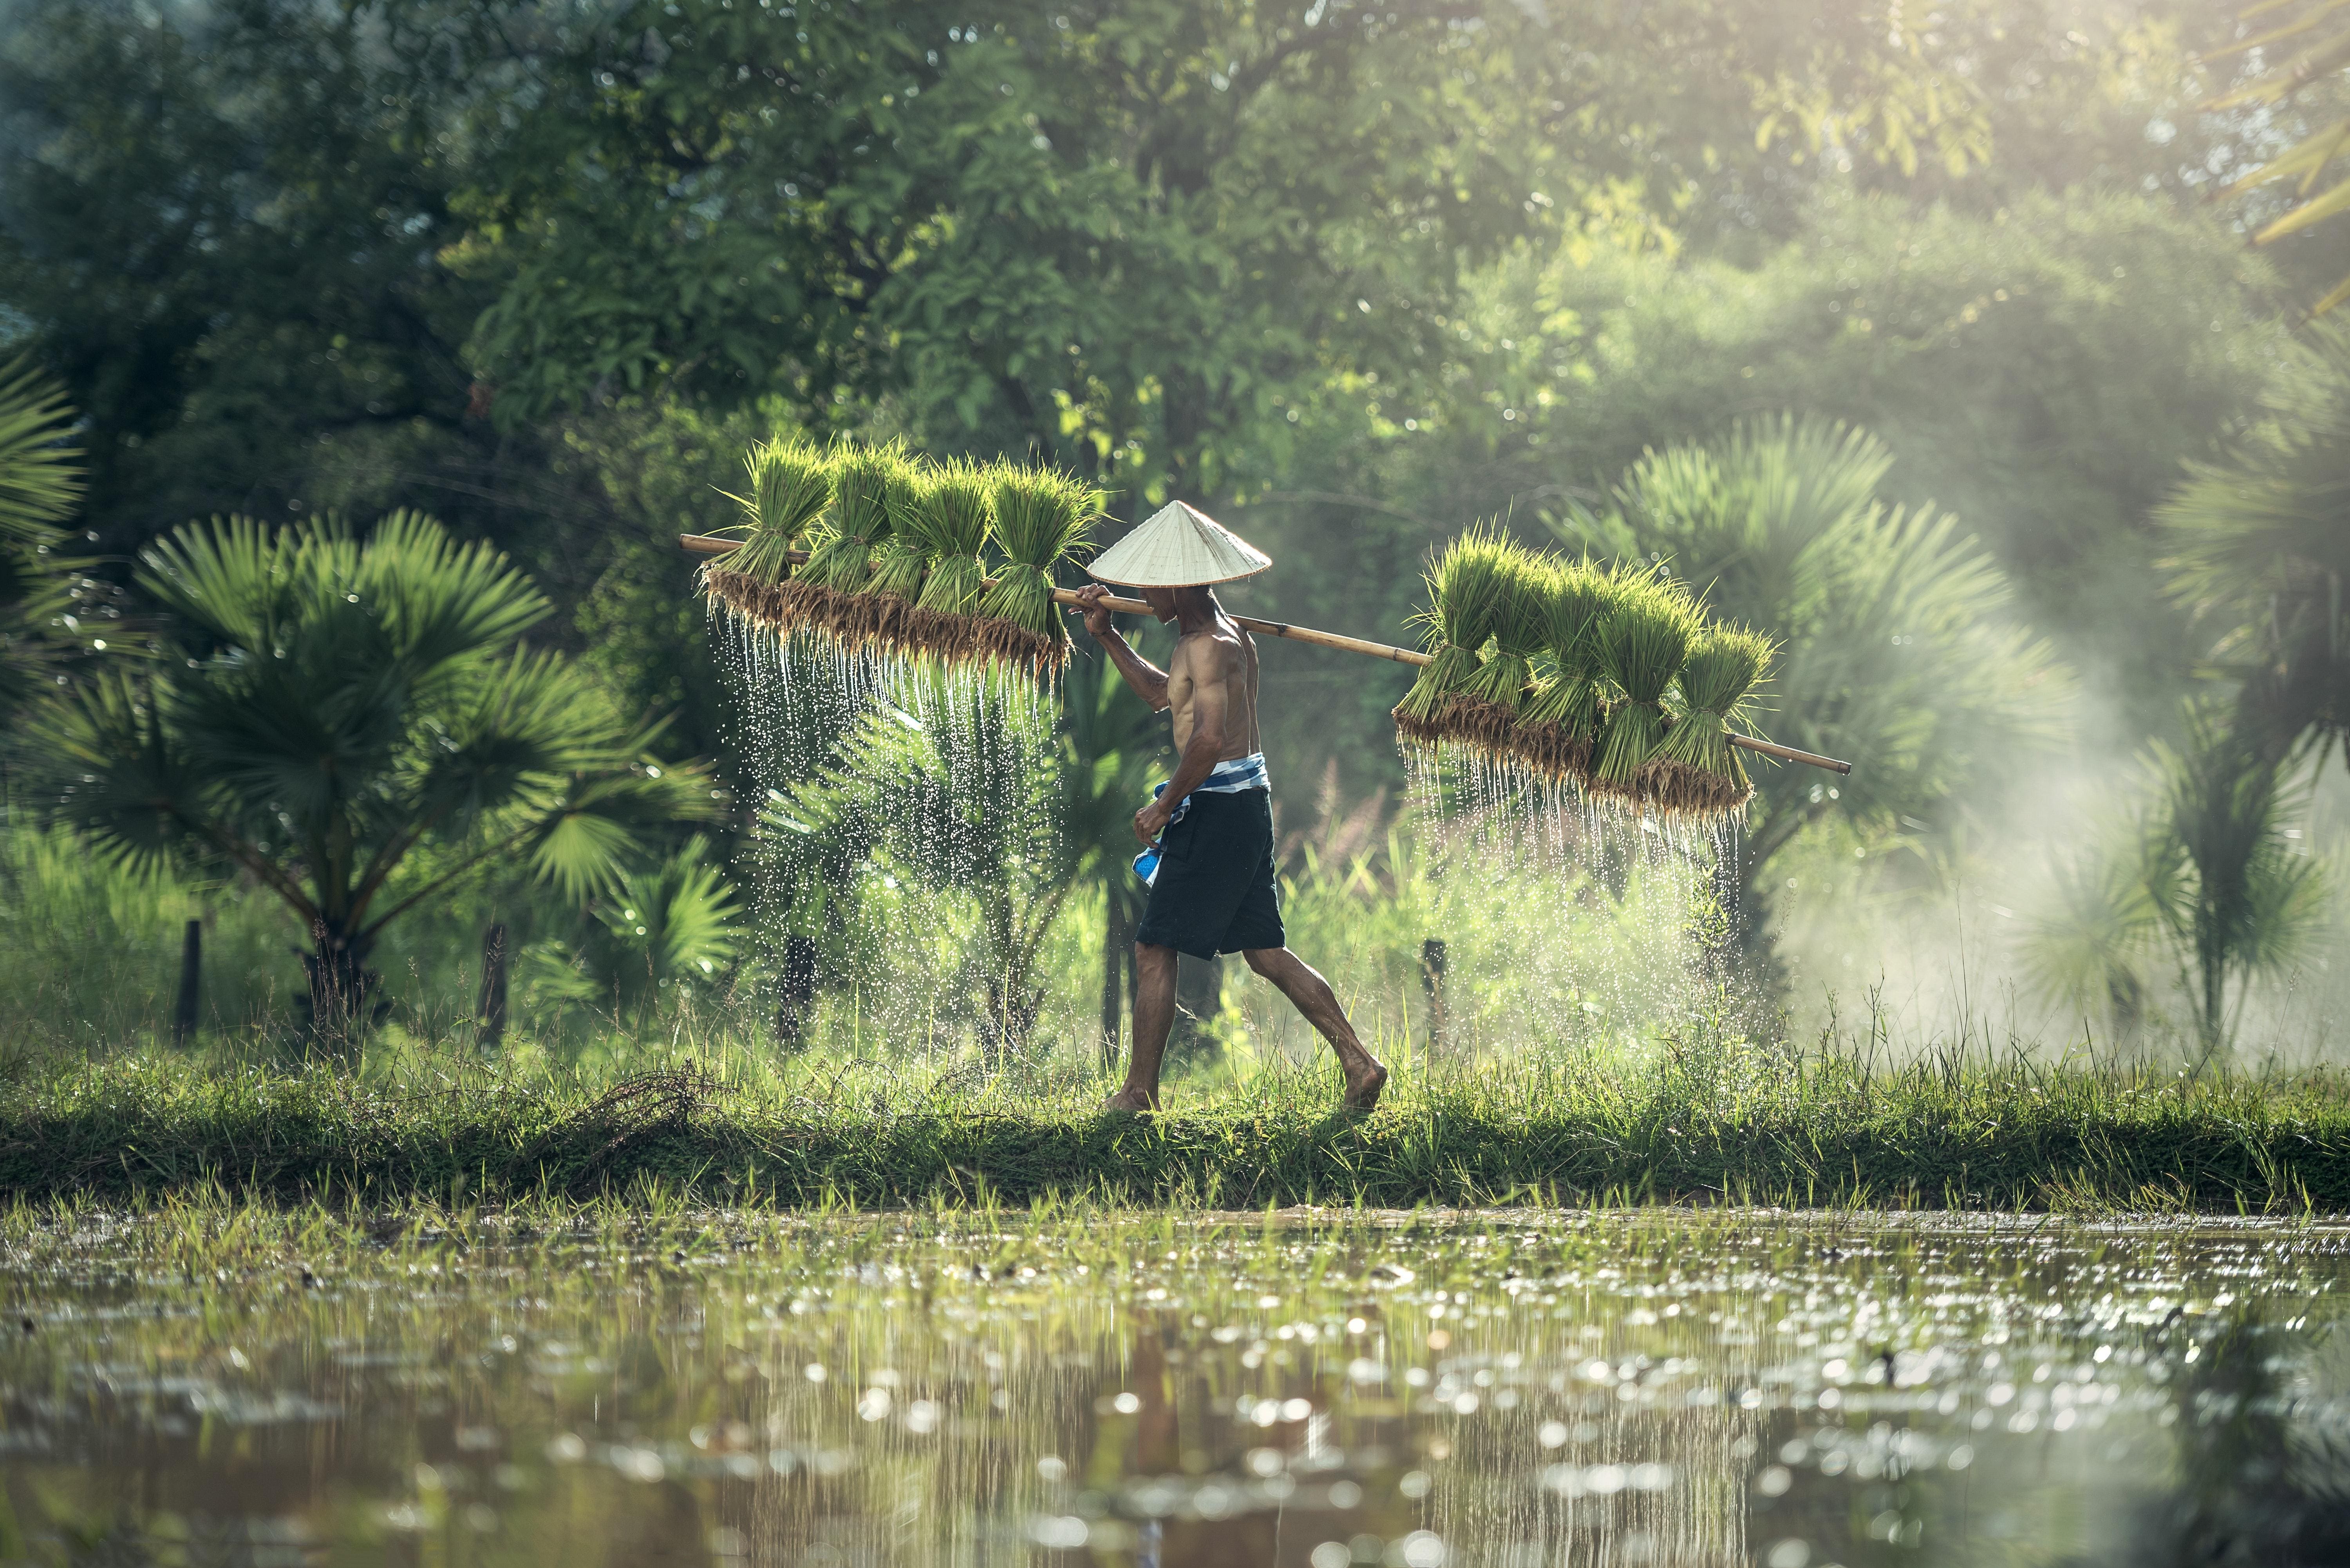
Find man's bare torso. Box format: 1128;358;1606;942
1166;614;1262;761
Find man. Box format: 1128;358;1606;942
1068;500;1388;1114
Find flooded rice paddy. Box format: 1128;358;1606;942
3;1207;2347;1566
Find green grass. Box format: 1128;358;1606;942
7;1015;2348;1213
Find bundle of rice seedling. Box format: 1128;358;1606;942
899;457;995;659
973;464;1103;675
704;435;834;635
862;460;936;650
1648;623;1777;818
1444;545;1555;753
791;440;907;642
1394;524;1518;750
1511;559;1621;783
1591;571;1704;797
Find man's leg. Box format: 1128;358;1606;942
1105;941;1180;1111
1242;947;1388;1110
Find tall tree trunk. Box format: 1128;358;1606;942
172;918;202;1046
1099;885;1131;1069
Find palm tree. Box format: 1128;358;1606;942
0;358;83;724
2146;706;2328;1064
43;511;721;1039
2021;829;2161;1043
528;835;742;1019
2160;320;2350;766
759;649;1165;1062
762;672;1076;1054
2203;1;2350;318
2025;710;2329;1061
1551;415;2073;958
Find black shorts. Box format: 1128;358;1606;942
1135;789;1285;960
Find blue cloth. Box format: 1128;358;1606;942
1132;752;1270;885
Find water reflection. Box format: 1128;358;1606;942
2;1211;2348;1566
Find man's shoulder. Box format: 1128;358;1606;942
1173;622;1246;665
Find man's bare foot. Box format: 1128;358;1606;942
1341;1058;1388;1113
1100;1087;1158;1114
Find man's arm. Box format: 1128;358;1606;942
1135;639;1238;845
1068;583;1170;710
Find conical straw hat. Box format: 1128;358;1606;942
1086;500;1272;587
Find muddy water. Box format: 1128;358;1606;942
2;1209;2346;1567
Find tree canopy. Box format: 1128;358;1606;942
42;511;721;1032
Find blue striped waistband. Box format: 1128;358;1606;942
1133;754;1270;884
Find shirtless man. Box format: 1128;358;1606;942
1069;519;1387;1114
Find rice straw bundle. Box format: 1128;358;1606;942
1511;560;1621;782
973;464;1103;674
1591;571;1705;797
902;457;996;658
1446;546;1555;753
703;435;835;636
862;460;936;650
1649;623;1777;817
788;440;906;643
1393;525;1519;750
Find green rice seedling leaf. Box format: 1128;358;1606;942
1395;524;1518;734
898;457;998;663
974;464;1104;673
719;436;832;586
1513;559;1625;779
908;459;995;619
799;441;905;595
1460;547;1555;712
1593;571;1703;787
1656;624;1777;784
866;462;933;604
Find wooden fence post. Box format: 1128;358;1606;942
1420;938;1448;1055
172;919;202;1046
776;936;819;1048
477;923;509;1051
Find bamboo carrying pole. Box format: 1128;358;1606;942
682;533;1853;775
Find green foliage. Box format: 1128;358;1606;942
38;511;721;1033
1515;562;1623;756
0;357;80;548
2160;320;2350;763
761;677;1075;1052
2024;835;2164;1041
435;1;2021;502
12;1012;2350;1210
2148;708;2330;1060
0;0;490;547
2204;1;2350;315
1557;415;2073;938
2021;707;2331;1060
0;358;83;722
527;836;741;1019
0;822;291;1049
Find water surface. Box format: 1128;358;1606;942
3;1207;2346;1566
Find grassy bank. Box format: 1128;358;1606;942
7;1023;2350;1213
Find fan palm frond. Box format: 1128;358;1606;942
0;357;81;548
